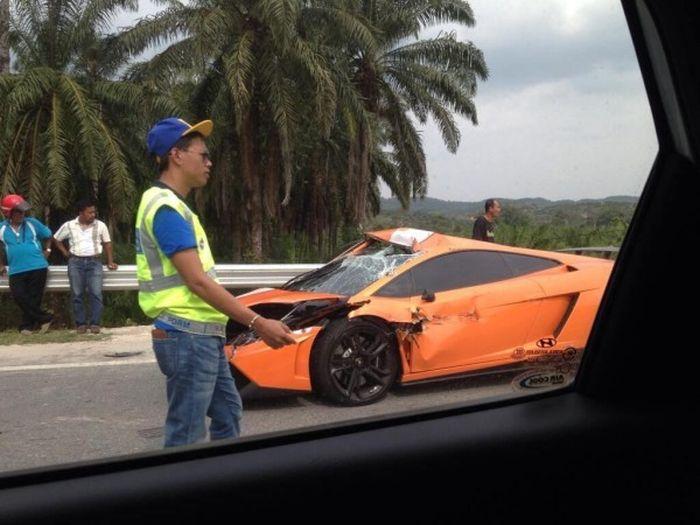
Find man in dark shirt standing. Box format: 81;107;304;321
472;198;501;242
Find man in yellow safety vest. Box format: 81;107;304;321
138;117;295;447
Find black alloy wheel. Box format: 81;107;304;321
311;318;399;406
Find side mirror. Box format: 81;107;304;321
421;289;436;303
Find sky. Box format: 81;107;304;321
113;0;657;202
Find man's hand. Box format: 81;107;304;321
107;262;118;271
0;264;6;276
253;318;296;349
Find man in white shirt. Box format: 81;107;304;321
53;199;118;333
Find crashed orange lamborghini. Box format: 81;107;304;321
225;228;613;406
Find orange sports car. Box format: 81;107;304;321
225;228;613;405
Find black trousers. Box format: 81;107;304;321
8;268;52;331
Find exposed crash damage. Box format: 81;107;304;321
225;228;613;405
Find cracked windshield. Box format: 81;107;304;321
283;240;418;296
0;0;656;473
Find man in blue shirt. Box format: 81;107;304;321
0;194;53;334
141;117;295;447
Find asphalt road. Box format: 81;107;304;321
0;327;542;474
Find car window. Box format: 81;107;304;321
376;250;518;296
374;268;417;298
501;253;561;277
0;0;657;475
411;251;513;293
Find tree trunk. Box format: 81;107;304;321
263;134;280;220
240;106;263;261
346;123;371;225
346;136;359;223
0;0;9;74
358;123;371;226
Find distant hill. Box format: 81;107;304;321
380;195;638;218
380;196;639;217
370;195;637;252
374;195;639;232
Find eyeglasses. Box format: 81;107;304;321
187;149;211;163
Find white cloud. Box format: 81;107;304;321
391;0;657;202
420;67;656;201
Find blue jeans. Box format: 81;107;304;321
152;330;242;447
67;257;103;326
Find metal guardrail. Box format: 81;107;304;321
0;264;323;292
1;246;619;292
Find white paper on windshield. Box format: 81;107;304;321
388;228;434;247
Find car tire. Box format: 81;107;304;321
310;317;399;406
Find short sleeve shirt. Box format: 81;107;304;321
152;207;197;257
472;216;496;242
54;218;111;256
0;217;52;275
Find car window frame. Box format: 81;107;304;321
1;2;697;523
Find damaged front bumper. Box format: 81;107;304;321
225;297;356;393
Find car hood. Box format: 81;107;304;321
235;287;346;306
226;288;353;344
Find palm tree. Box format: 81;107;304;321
335;0;488;223
0;0;177;229
282;0;487;258
119;0;486;261
119;0;367;260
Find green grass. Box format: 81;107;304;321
0;329;112;346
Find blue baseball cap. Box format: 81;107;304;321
146;118;213;159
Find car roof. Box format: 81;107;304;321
365;228;612;268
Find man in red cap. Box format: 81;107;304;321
0;194;54;334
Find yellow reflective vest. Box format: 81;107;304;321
135;186;227;337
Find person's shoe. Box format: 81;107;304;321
38;320;52;334
89;325;101;334
20;329;33;336
76;325;87;334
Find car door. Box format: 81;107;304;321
404;251;544;373
498;254;613;364
499;253;581;357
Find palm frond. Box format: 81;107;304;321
386;35;488;82
261;57;297;206
44;91;72;208
116;6;194;57
301;5;377;54
389;61;479;124
123;36;202;83
5;67;56;112
224;30;255;114
58;75;101;188
385;66;461;151
95;117;136;220
372;148;409;208
27;107;46;208
2;112;33;194
290;38;336;136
